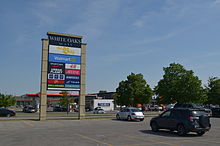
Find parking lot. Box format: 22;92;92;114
0;117;220;146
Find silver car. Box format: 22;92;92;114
93;108;106;114
116;107;144;121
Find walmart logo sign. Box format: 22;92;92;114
49;53;81;64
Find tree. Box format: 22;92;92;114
206;77;220;105
154;63;207;104
114;73;153;106
0;93;16;108
59;91;71;107
99;90;107;94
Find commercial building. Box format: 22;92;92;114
16;92;116;111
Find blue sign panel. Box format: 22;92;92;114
98;103;110;106
65;79;80;84
65;75;80;84
49;53;81;64
65;75;80;80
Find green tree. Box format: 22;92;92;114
154;63;207;104
99;90;107;94
114;73;153;106
60;91;71;107
206;77;220;105
0;93;16;108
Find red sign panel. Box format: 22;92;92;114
48;80;65;84
65;69;80;75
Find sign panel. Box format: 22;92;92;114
48;84;65;88
65;63;81;70
49;45;81;56
65;69;80;75
48;80;65;84
47;33;82;91
98;103;111;107
65;75;80;80
48;62;65;74
48;74;65;80
49;53;81;64
48;34;82;48
65;84;80;88
65;79;80;84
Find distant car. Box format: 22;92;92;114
150;108;211;136
116;107;144;121
164;104;175;111
93;108;105;114
148;105;160;111
211;107;220;117
53;106;67;112
0;108;16;117
23;106;37;113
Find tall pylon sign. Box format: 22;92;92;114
40;32;86;120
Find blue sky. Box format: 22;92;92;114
0;0;220;96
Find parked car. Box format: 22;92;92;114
150;108;211;136
163;104;175;111
116;107;144;121
0;108;16;117
211;107;220;117
53;106;67;112
93;108;105;114
173;103;212;116
23;106;37;113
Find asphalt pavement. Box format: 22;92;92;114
0;117;220;146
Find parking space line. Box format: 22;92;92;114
74;133;113;146
122;134;178;146
23;121;34;127
120;144;151;146
178;138;220;144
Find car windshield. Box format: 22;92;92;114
130;109;141;112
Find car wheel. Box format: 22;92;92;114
116;114;120;120
6;114;11;117
127;115;132;121
151;122;159;132
140;119;144;121
177;124;186;136
197;131;205;136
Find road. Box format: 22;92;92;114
0;116;220;146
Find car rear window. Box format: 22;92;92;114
130;109;140;112
191;110;207;116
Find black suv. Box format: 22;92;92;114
0;108;16;117
150;108;211;136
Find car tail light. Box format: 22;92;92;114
188;116;194;121
131;113;136;115
188;116;199;121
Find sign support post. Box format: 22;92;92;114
39;39;48;121
79;43;86;119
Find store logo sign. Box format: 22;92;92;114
49;54;81;64
49;45;81;56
